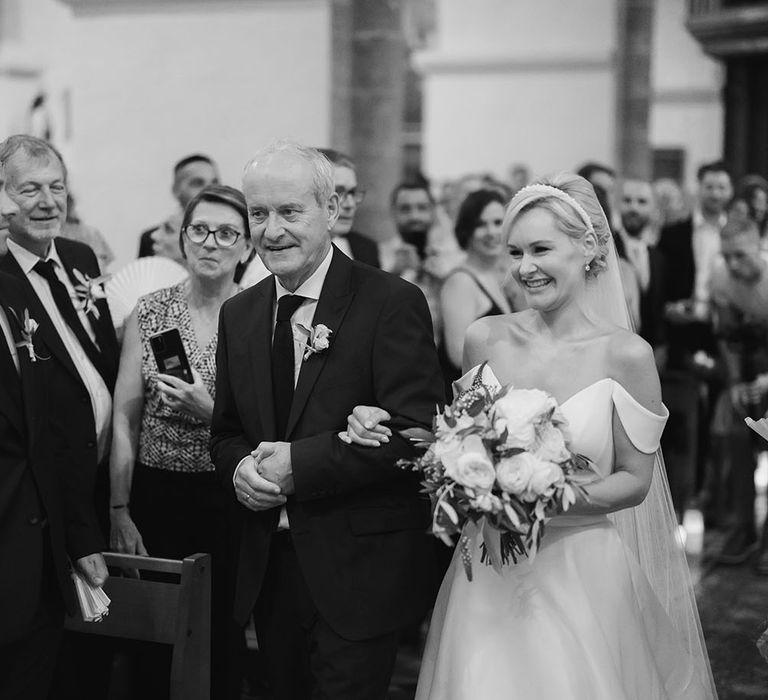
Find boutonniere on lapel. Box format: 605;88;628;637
72;268;110;319
9;308;42;362
297;323;333;361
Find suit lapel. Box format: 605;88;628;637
56;241;117;389
245;281;278;441
285;250;355;440
0;296;24;436
0;253;82;385
17;329;43;452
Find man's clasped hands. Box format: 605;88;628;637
235;441;294;512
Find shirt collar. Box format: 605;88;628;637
274;245;334;303
7;237;64;275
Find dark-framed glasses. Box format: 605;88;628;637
183;223;243;248
335;186;366;204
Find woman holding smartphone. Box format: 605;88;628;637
109;184;252;699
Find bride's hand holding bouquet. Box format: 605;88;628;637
341;363;598;580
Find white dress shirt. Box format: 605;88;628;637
332;234;353;260
235;246;335;528
0;306;19;372
619;229;651;292
7;238;112;461
691;208;726;304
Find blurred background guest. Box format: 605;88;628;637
437;188;511;391
317;147;380;267
110;184;251;699
577;161;617;207
732;174;768;241
708;216;768;570
382;180;462;342
59;193;115;271
618;178;667;362
659;161;732;319
137;154;219;260
653;177;690;233
593;182;641;330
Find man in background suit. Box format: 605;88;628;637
211;142;444;699
0;161;106;700
658;161;731;314
317;148;381;267
618;178;667;362
137;153;219;260
0;134;119;698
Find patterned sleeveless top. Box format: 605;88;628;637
136;282;217;472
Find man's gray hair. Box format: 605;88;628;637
244;140;334;206
0;134;68;182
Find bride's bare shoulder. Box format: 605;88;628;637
605;328;661;407
466;310;535;343
463;311;531;367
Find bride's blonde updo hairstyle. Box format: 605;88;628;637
503;172;612;279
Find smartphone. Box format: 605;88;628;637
149;328;193;383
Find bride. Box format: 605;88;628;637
342;174;716;699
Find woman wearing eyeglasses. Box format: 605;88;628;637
109;184;251;699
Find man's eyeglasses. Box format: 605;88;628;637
183;223;243;248
335;187;366;204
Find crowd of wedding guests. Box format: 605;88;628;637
1;129;768;699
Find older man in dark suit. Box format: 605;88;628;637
0;134;119;698
0;165;106;699
211;142;445;699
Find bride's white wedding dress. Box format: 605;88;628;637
416;376;712;700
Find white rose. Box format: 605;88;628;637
442;434;496;492
524;460;565;502
495;453;536;495
535;424;570;463
493;389;556;449
313;325;332;350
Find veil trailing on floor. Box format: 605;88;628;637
584;200;718;699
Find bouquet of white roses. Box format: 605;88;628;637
400;363;595;580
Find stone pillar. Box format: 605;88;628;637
615;0;655;179
330;0;353;154
348;0;408;242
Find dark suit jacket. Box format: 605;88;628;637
342;230;380;268
657;218;695;303
0;272;101;644
138;226;157;258
637;246;667;348
0;238;119;546
211;248;445;640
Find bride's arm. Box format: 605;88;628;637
564;332;661;516
339;406;392;447
342;317;495;447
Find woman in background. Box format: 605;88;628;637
110;184;252;699
438;189;512;391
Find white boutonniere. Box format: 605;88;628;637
9;308;41;362
297;323;333;361
72;268;110;319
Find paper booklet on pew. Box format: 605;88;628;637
745;417;768;443
71;570;110;622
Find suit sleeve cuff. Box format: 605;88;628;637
233;455;251;487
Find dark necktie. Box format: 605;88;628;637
33;259;104;373
272;294;306;440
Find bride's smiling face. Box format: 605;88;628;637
506;207;591;311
